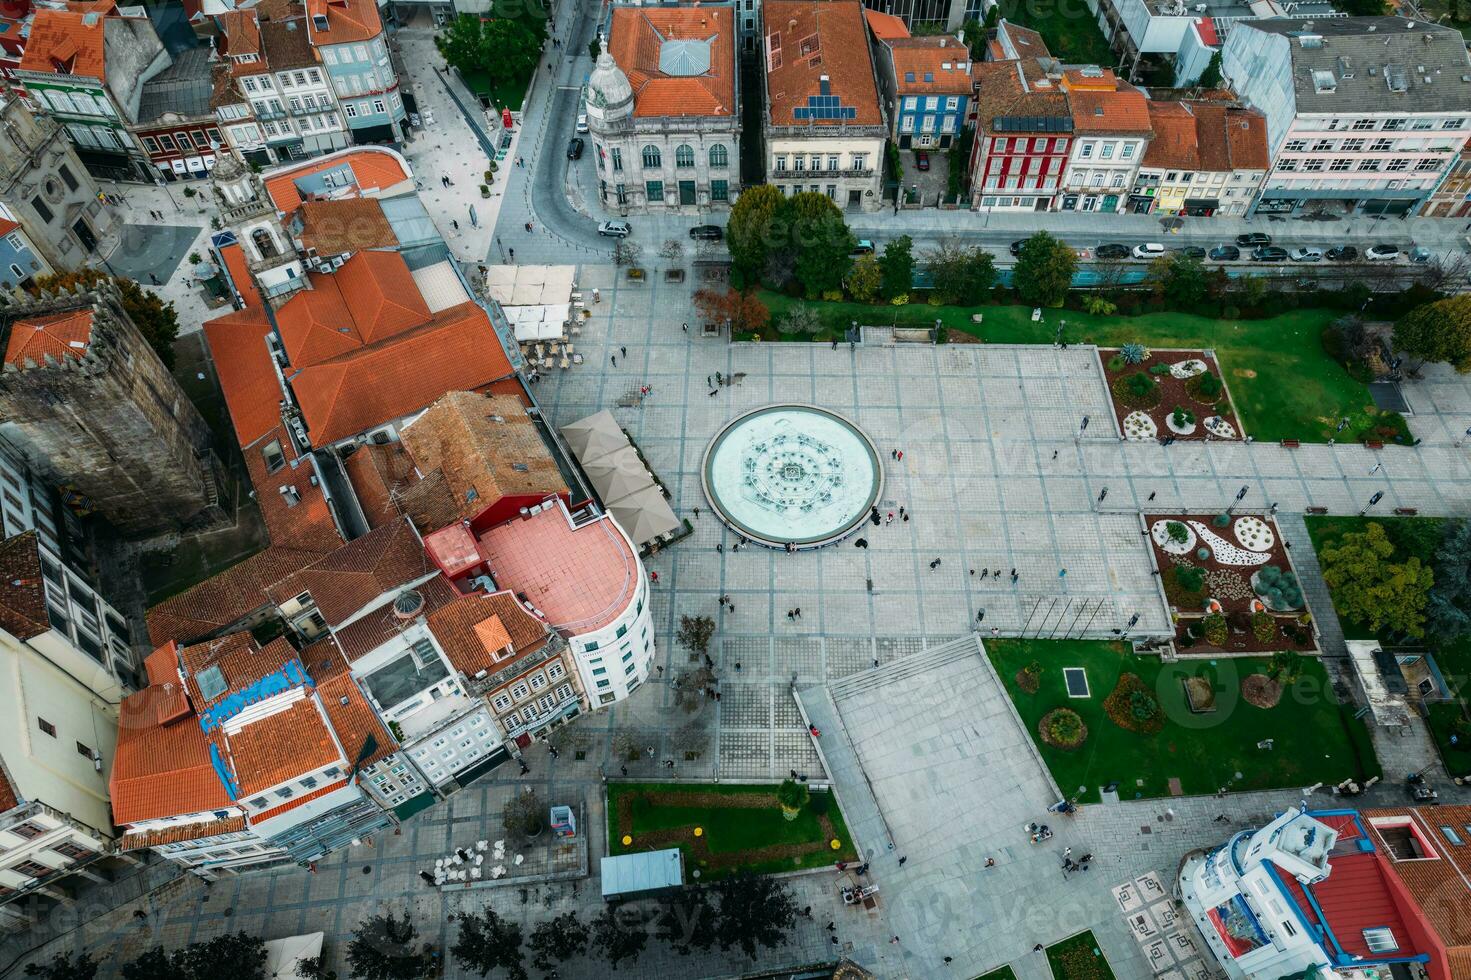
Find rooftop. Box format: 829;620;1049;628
294;198;399;255
1066;75;1151;133
4;309;93;369
305;0;382;47
265;516;429;628
259;16;316;72
477;504;639;635
972;58;1072;135
1142;99;1269;172
764;0;882;128
111;680;232;824
19;7;106;78
0;532;48;642
607;6;736;118
136;43;211;125
889;38;974;96
329;573;462;662
426;589;552;680
263;148;412;216
862;8;908;41
225;697;341;796
341;441;460;535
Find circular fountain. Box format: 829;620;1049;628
701;405;882;550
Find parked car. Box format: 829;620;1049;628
850;239;876;256
1365;244;1402;261
1095;243;1130;260
1289;247;1324;262
1410;246;1433;264
598;220;631;238
566;137;584;159
689;224;723;241
1252;246;1289;262
915;151;931;171
1177;246;1207;259
1010;240;1027;256
576;113;589;134
1237;232;1271;247
1208;245;1241;261
1132;243;1166;260
1325;245;1358;262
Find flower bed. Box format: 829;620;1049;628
1147;512;1316;655
1101;348;1242;442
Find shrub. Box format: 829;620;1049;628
1212;513;1231;528
821;289;844;302
1148;363;1172;375
1103;673;1164;734
1166;521;1188;544
1120;342;1150;364
1188;371;1223;402
1171;405;1196;428
1252;612;1278;644
1040;708;1087;749
1197;547;1212;560
890;293;909;306
807;790;831;816
1107;354;1127;371
1175;565;1205;592
1201;613;1228;646
1111;372;1160;408
1017;660;1043;693
1083;297;1117;315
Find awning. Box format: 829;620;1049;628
582;445;654;504
605;484;682;544
559;411;629;461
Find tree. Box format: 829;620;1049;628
924;240;995;305
120;948;187;980
177;934;267;980
436;17;542;89
1197;50;1223;89
1147;254;1206;308
347;912;425;980
726;184;783;287
33;269;179;369
1395;296;1471;373
528;913;588;973
775;778;810;818
502;789;545;838
673;666;715;714
452;908;526;980
612;239;642;268
779;303;823;336
1012;232;1076;308
780;192;854;297
662;886;719;955
692;288;770;334
588;37;601;61
658;239;684;263
711;872;798;960
671;721;710;759
676;614;715;656
844;253;881;302
878;234;914;300
590;906;647;971
1320;522;1434;638
26;954;98;980
1337;0;1386;13
1429;519;1471;640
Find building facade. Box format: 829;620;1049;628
1222;17;1471;217
1134;99;1267;216
588;7;740;213
1422;146;1471;218
0;97;114;271
0;287;224;538
307;0;407;145
872;32;973;150
765;1;886;211
1060;68;1152;213
130;46;222;182
969;58;1073;211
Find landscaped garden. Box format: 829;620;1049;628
606;782;858;878
1100;346;1241;441
1305;515;1471;776
752;295;1407;445
973;967;1019;980
1148;513;1316;655
1046;931;1118;980
987;640;1381;803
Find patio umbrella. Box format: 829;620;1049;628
606;485;680;546
582;446;653;504
560;410;629;461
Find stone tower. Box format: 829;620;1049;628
210;150;304;302
586;49;635;141
0;282;223;537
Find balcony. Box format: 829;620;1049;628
771;167;876;179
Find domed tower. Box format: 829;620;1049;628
210;149;304;303
586;49;635;135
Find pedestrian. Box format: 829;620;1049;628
1370;461;1383;474
831;936;840;947
549;745;559;758
890;936;900;945
620;765;628;776
930;558;942;569
985;857;995;868
903;512;909;523
892;449;898;460
715;691;722;701
452;219;459;230
650;570;658;582
1034;944;1045;953
1098;487;1108;503
693;506;700;518
508;247;515;260
647;746;655;757
682;322;688;332
981;568;989;579
787;610;794;620
656;665;665;675
1064;846;1072;858
826;922;836;932
855;537;868;548
802;906;812;918
886;512;894;525
707;375;714;387
1011;571;1018;584
872;657;880;668
795;607;802;618
897;450;904;461
899;506;905;518
944;956;954;964
620;346;627;357
716;543;723;554
519;762;530;775
148;272;160;285
831;338;838;350
977;610;986;623
734;661;741;671
871;511;881;526
611;354;617;367
898;855;907;865
990;626;999;638
419;870;436;884
1059;568;1067;578
1148;491;1157;501
1052;450;1059;460
836;860;848;871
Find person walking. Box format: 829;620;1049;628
1147;491;1157;501
981;568;989;579
620;346;627;357
611;354;617;367
990;626;999;638
1097;487;1108;503
1370;461;1383;474
886;512;895;526
977;609;985;623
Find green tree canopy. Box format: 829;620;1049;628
1147;254;1207;308
1012;231;1076;307
712;872;799;960
590;906;647;971
528;912;588;972
726;184;783;287
925;240;996;305
122;935;267;980
1197;50;1223;88
26;954;98;980
347;912;425;980
1429;519;1471;640
436;16;542;88
1320;522;1434;638
780;192;854;297
844;253;881;302
662;886;719;956
33;269;179;369
452;908;525;980
1394;296;1471;373
878;235;915;300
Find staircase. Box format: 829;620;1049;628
828;634;983;702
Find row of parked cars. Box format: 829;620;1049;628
1070;234;1427;264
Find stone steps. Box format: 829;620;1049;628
828;633;982;701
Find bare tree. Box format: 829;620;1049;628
670;722;710;761
613;239;644;268
1412;253;1471;293
659;239;685;263
673;666;716;714
612;731;642;763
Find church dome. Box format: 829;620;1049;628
586;51;634;122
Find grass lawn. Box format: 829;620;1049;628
606;782;858;878
1046;931;1117;980
754;293;1406;444
994;0;1113;65
458;67;532;114
974;968;1019;980
986;640;1381;804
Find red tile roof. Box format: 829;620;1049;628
143;641;181;687
218;241;262;309
0;761;19;813
862;8;908;41
1363;806;1471;952
264;149;411;215
608;6;736;118
119;816;247;852
20;8;106;78
274;250;430;366
1068;84;1151;134
4;310;93;368
306;0;383;46
266;516;428;627
178;633;299;710
201;308;280;447
1142;100;1268;173
994;20;1049;60
972;59;1071;136
295;199;399;255
219;9;260;58
426;589;551;679
890;39;974;96
0;532;49;642
477;506;639;635
331;573;461;662
112;683;233;824
765;1;882;127
226;697;343;796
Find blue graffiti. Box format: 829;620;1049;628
209;740;240;800
196;659;311;733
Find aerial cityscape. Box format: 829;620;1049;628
1;0;1471;977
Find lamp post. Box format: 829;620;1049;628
1225;484;1249;514
1359;490;1385;517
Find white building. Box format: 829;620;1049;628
1222;17;1471;217
1059;69;1153;214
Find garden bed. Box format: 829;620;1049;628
1100;348;1241;442
1147;513;1316;655
1046;931;1117;980
606;782;857;878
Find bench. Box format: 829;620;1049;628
1281;439;1300;448
1306;506;1329;515
1394;507;1419;516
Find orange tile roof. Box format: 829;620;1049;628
119;816;247;852
477;506;638;635
275;250;430;365
972;59;1071;135
4;310;94;368
264;149;411;215
306;0;383;46
112;685;233;824
1363;806;1471;950
266;516;428;626
862;8;908;40
1069;86;1151;134
19;8;106;78
1141;100;1198;170
201;308;280;447
1221;104;1269;171
398;391;567;528
608;6;736;118
765;1;882;127
226;697;342;796
219;9;260;58
1142;100;1268;173
218;241;262;309
295;199;398;255
143;641;181;687
250;776;347;822
426;589;551;679
890;39;974;96
179;633;300;710
331;573;461;662
289;300;515;446
994;20;1049;60
342;443;412;530
0;532;48;642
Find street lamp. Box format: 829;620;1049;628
1359;490;1385;517
1225;484;1249;514
1076;415;1090;443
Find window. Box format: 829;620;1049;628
610;147;622;172
511;682;530;701
1121;144;1135;160
827;155;839;171
75;741;94;760
52;840;96;861
1442;826;1463;845
324;766;342;779
1358;159;1381;172
1285;140;1307;151
547;662;565;680
773;154;787;171
851;153;867;171
243;77;258;92
12;861;54;880
711;179;728;202
158;133;176;151
142;136;161;154
1387;158;1409;172
38;718;55;737
1363;928;1399;953
645;180;663;202
1312;139;1333;151
1417;158;1441;171
709;143;728;168
793;155;805;171
1302;159;1324;172
300;775;318;789
344;103;358;118
1079;142;1093;159
642;144;661;168
1329;158;1351;171
250;797;268;809
58;165;78;191
1099;142;1115;159
1352;118;1376;130
1383;118;1406;131
529;672;547;690
946;96;960;111
31;198;53;224
373;100;385;114
675;144;695;168
492;692;512;711
11;821;46;840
